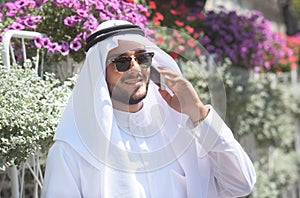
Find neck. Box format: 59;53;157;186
111;99;143;112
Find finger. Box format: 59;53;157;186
158;67;179;78
158;88;173;103
164;75;185;89
158;88;171;98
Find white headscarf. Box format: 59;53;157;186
54;20;198;173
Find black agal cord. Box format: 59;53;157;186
84;24;145;52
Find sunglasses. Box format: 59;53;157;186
111;52;154;72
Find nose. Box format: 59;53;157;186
129;56;142;72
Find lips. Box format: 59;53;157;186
124;78;143;85
122;73;145;86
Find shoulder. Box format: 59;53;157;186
47;141;83;167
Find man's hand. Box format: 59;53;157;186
157;67;209;123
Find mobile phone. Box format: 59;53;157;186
150;66;166;90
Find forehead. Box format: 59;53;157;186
108;40;145;58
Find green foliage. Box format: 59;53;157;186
281;83;300;118
184;58;300;197
249;151;300;198
227;74;294;149
269;151;300;189
249;162;279;198
184;58;294;150
0;61;73;171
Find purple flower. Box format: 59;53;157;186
31;16;42;23
199;9;287;70
42;37;51;49
83;14;98;31
48;42;60;53
24;17;37;29
253;66;261;72
55;0;67;6
77;9;88;17
99;12;110;20
75;32;83;39
15;0;27;8
64;16;77;26
6;9;18;17
34;36;43;48
82;32;88;42
27;0;36;8
59;40;69;56
70;39;82;51
94;1;104;10
0;0;151;63
8;22;25;30
264;61;271;69
4;2;17;10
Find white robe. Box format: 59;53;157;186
42;99;256;198
41;20;256;198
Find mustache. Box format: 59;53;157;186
121;72;146;82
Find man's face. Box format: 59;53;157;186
106;41;151;105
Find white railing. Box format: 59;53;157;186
1;30;45;198
2;30;45;74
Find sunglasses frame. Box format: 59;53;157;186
110;52;154;72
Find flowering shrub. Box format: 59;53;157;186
277;34;300;72
0;60;74;170
0;0;150;63
199;10;295;72
146;0;205;60
261;33;298;73
147;1;299;72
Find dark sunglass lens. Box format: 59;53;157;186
115;57;131;72
137;53;153;67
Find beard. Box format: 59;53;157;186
109;73;149;105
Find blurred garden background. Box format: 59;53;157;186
1;0;300;197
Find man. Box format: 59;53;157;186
42;20;256;197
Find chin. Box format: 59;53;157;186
128;86;148;104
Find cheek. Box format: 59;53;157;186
142;69;150;81
106;66;121;89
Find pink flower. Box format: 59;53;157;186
31;16;42;23
48;42;60;53
15;0;27;8
70;39;82;51
148;1;156;9
24;17;37;29
42;37;51;49
27;0;36;8
195;47;201;56
5;2;19;17
59;41;70;56
8;22;25;30
64;16;77;26
5;2;17;10
82;32;88;42
187;38;196;47
185;26;194;34
83;14;98;31
175;20;184;27
34;36;43;48
264;61;271;70
156;36;164;45
77;9;88;17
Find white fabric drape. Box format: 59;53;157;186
42;20;256;198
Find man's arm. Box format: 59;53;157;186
42;142;82;198
191;106;256;197
157;68;256;196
